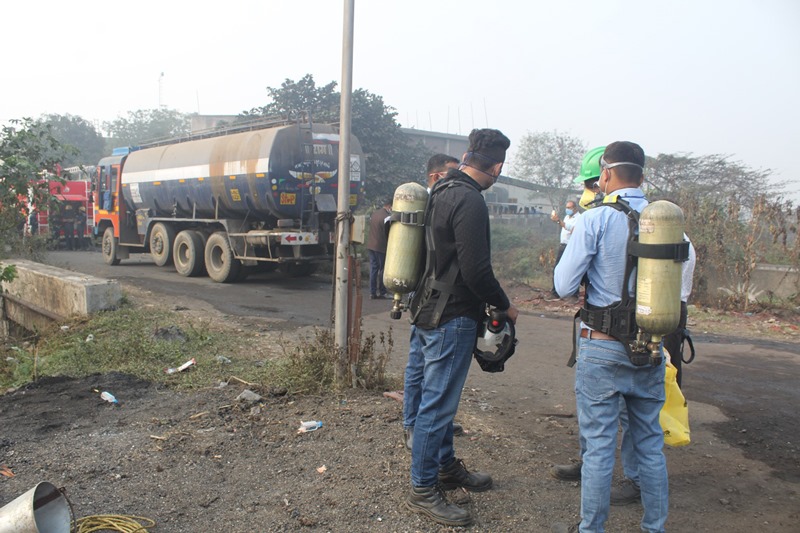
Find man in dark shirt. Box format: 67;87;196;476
405;129;518;527
75;206;87;250
61;205;76;251
367;199;392;299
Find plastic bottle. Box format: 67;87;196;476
100;391;119;404
298;420;323;433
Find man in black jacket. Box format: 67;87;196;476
405;129;518;527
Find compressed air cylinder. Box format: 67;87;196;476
383;182;428;298
635;200;685;336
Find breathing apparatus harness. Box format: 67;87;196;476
407;175;517;372
570;195;690;367
408;176;474;328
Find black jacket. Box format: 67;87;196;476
414;169;510;328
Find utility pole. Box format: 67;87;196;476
334;0;355;386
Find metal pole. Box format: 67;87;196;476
334;0;355;386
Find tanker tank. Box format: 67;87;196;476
120;123;364;222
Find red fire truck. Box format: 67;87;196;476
33;168;95;249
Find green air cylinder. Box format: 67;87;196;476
383;182;428;299
636;200;685;336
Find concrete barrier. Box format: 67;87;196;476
1;259;121;332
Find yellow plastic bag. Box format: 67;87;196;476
660;361;690;446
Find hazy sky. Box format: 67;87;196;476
3;1;798;195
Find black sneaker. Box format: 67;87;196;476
439;457;493;492
550;461;582;481
406;484;472;527
610;478;641;505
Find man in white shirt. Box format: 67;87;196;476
547;200;580;302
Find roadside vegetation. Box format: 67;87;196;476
0;296;396;394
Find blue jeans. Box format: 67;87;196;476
576;338;668;533
409;316;477;487
368;250;387;296
619;400;640;484
576;398;628;479
403;325;425;430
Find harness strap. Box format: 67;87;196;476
568;309;580;368
387;210;425;226
430;261;462;327
681;329;696;364
629;240;690;261
409;177;475;328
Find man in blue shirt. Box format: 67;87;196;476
554;142;668;533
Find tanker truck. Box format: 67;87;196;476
92;118;364;282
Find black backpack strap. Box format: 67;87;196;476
409;178;473;328
567;309;581;367
681;329;696;364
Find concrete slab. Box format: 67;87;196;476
1;259;121;325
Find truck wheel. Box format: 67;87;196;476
173;230;206;277
102;227;121;266
150;223;176;267
204;232;241;283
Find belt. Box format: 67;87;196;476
580;328;617;341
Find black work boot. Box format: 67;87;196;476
439;457;493;492
550;461;582;481
406;484;472;527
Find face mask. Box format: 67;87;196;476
565;208;574;216
579;188;599;210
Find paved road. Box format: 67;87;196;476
43;250;346;330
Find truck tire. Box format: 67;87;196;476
102;227;121;266
150;222;176;267
205;231;241;283
173;230;206;277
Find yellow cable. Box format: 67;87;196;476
74;514;156;533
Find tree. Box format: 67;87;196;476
37;114;106;166
0;118;74;281
645;153;779;209
512;131;585;211
644;153;796;307
244;75;430;203
103;108;192;149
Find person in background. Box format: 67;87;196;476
62;204;76;251
75;206;87;250
367;199;392;299
424;154;459;191
547;199;581;303
28;208;39;236
402;153;461;452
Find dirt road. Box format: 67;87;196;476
0;253;797;531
